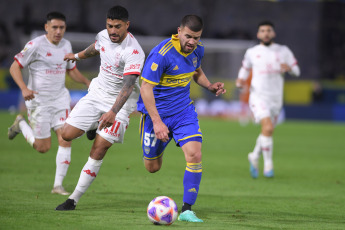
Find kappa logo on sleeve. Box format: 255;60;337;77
151;62;158;71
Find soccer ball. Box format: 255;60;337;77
147;196;178;225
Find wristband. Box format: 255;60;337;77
74;53;81;61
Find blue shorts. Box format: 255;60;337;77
139;104;202;160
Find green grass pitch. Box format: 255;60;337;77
0;111;344;229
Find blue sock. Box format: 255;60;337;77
183;162;202;206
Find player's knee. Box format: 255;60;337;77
145;161;161;173
186;151;202;163
262;126;274;136
35;144;50;153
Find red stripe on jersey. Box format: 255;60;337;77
128;32;134;38
14;57;24;68
110;121;117;133
124;72;140;76
65;109;69;119
114;122;121;134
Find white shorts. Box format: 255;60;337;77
27;106;70;139
249;92;282;124
66;90;130;144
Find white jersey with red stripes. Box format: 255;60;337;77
239;43;299;99
14;35;75;108
90;29;145;114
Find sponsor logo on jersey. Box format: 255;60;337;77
160;72;194;87
193;57;197;67
61;160;70;165
188;188;197;193
132;49;139;55
173;65;179;70
46;69;66;75
83;169;97;177
104;63;112;70
56;64;63;69
101;46;105;52
101;66;123;78
165;76;191;85
124;64;141;71
151;62;158;71
257;55;261;58
46;52;52;57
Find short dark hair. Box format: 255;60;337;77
258;21;275;29
107;5;129;21
180;15;203;32
47;12;66;22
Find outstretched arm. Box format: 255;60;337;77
64;43;100;63
193;67;226;96
67;68;91;88
98;74;138;131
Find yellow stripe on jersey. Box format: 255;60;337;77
144;151;164;160
158;41;173;56
186;162;202;173
141;77;159;85
178;134;203;142
159;72;194;87
140;114;146;145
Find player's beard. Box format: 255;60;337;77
109;33;122;43
181;43;195;53
261;39;273;46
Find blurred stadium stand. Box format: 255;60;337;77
0;0;344;122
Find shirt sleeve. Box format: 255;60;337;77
94;32;101;52
123;47;145;76
14;40;37;68
284;46;298;67
284;46;300;77
195;42;204;69
66;41;76;70
238;49;252;80
242;49;252;70
141;51;166;85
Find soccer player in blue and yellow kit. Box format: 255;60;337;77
137;15;226;222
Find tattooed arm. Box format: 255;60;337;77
98;74;138;130
64;43;100;62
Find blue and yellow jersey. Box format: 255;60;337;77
137;34;204;117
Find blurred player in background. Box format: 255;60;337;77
238;71;252;126
55;5;145;211
137;15;226;222
8;12;90;195
236;21;300;178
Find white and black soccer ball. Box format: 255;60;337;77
147;196;178;225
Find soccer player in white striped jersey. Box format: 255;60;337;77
8;12;90;195
236;21;300;178
55;5;145;211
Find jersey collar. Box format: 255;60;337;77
171;34;196;57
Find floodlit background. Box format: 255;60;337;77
1;0;345;122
